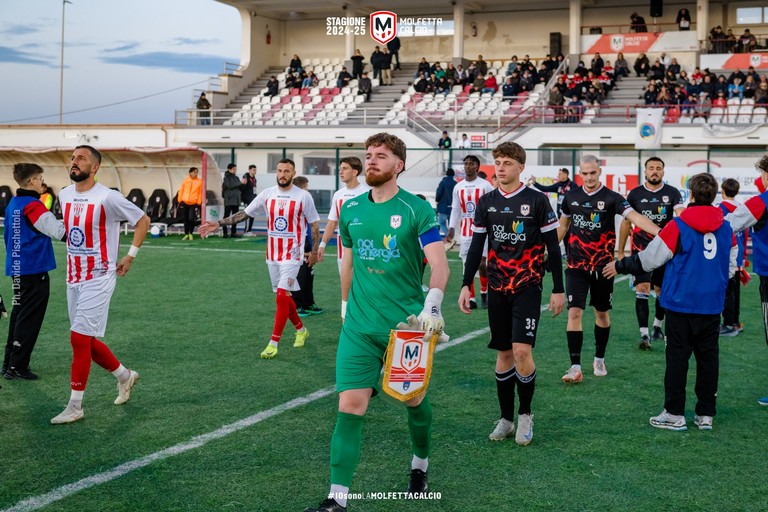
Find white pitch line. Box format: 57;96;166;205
5;274;630;512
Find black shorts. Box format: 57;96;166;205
487;285;542;350
566;267;614;311
633;264;666;288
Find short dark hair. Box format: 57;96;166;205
492;142;526;165
756;155;768;174
688;173;718;205
248;164;256;170
446;168;455;177
278;158;296;169
13;163;43;185
365;133;407;165
463;154;480;166
478;171;488;179
189;167;198;173
340;156;363;175
75;145;101;164
644;156;665;169
558;168;569;176
721;178;740;198
227;163;236;170
292;176;309;187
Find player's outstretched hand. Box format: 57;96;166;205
198;221;220;239
116;255;133;276
549;292;565;317
318;246;326;262
602;261;618;279
458;286;473;314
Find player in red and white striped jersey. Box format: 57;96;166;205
445;155;494;308
318;156;370;275
200;159;320;359
51;145;150;425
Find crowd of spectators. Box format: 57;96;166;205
709;26;761;53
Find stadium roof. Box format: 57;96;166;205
216;0;599;20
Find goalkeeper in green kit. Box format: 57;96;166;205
305;133;450;512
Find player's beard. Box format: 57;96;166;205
647;177;662;186
365;168;396;187
276;176;291;188
69;167;89;182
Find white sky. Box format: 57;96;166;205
0;0;241;124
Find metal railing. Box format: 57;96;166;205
223;62;245;75
580;22;697;35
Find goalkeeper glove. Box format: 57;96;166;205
396;314;449;343
417;288;444;338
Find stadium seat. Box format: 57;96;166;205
126;188;146;211
753;107;767;123
145;189;170;222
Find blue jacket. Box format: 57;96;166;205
435;176;457;215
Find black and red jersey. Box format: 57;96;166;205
561;184;633;271
626;183;683;252
473;184;559;294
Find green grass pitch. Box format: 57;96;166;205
0;233;766;512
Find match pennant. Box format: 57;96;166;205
382;329;437;402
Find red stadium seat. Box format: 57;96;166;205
331;87;341;95
300;88;310;96
320;88;331;95
290;88;300;96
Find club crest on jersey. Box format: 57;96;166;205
467;202;476;213
662;195;669;203
390;215;402;229
597;201;605;210
521;204;530;216
73;203;84;217
274;216;288;231
68;226;85;247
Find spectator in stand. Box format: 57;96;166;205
747;66;760;82
728;67;747;84
336;66;352;89
438;131;452;149
728;77;745;100
714;75;729;96
676;8;692;30
566;97;584;123
302;71;318;89
700;74;716;98
537;62;552;84
357;71;372;102
285;72;297;89
545;54;558;72
380;47;393;86
476;55;489;76
584;84;602;106
672;84;687;105
678;70;690;89
241;165;258;235
659;53;671;67
744;75;758;98
433;63;446;81
413;71;428;93
507;55;519;75
668;58;681;77
599;68;615;91
649;59;666;81
756;82;768;104
694;92;711;119
681;92;697;114
435;76;451;95
222;163;245;238
370;46;384;80
466;62;479;84
615;52;629;78
351;49;365;79
692;67;703;82
435;168;456;236
503;76;518;98
443;63;456;86
458;134;471;148
264;76;279;97
713;90;728;108
483;73;499;93
630;12;648;33
178;167;203;240
519;70;535;92
686;74;701;96
603;60;615;78
426;73;438;94
454;64;468;85
290;54;303;74
549;85;565;122
634;52;650;77
710;26;727;53
725;29;737;53
196;92;211;126
590;53;604;75
416;57;430;78
665;70;679;86
386;36;401;70
644;83;659;105
657;85;672;107
738;29;758;53
472;73;486;94
573;61;588;77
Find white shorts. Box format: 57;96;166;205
67;274;117;337
460;237;488;260
267;261;302;293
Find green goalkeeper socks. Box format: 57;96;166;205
330;411;365;488
407;395;433;459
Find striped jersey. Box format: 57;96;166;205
449;177;494;239
328;182;370;260
244;184;320;263
59;183;145;284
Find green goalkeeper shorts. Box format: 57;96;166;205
336;325;390;394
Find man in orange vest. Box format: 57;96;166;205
177;167;203;240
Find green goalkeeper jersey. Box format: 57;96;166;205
340;188;439;336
